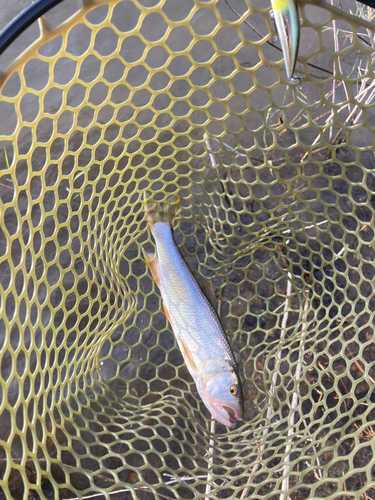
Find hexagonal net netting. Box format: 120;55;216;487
1;0;375;498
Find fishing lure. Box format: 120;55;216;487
271;0;300;81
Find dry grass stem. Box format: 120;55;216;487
205;419;217;500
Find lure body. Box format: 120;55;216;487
143;197;244;428
271;0;300;81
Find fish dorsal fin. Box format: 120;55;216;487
142;248;160;288
195;276;217;311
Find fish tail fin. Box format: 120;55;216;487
143;192;181;228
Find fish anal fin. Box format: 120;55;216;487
163;303;173;326
180;338;197;375
142;248;160;287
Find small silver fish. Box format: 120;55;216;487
271;0;300;81
143;195;244;428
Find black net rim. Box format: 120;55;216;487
0;0;65;56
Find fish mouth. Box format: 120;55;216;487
211;404;243;429
223;405;244;424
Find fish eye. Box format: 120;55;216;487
229;385;237;395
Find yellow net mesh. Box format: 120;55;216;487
1;0;375;498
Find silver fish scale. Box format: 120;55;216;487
152;223;235;368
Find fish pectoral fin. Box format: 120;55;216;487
142;248;160;287
179;338;197;376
